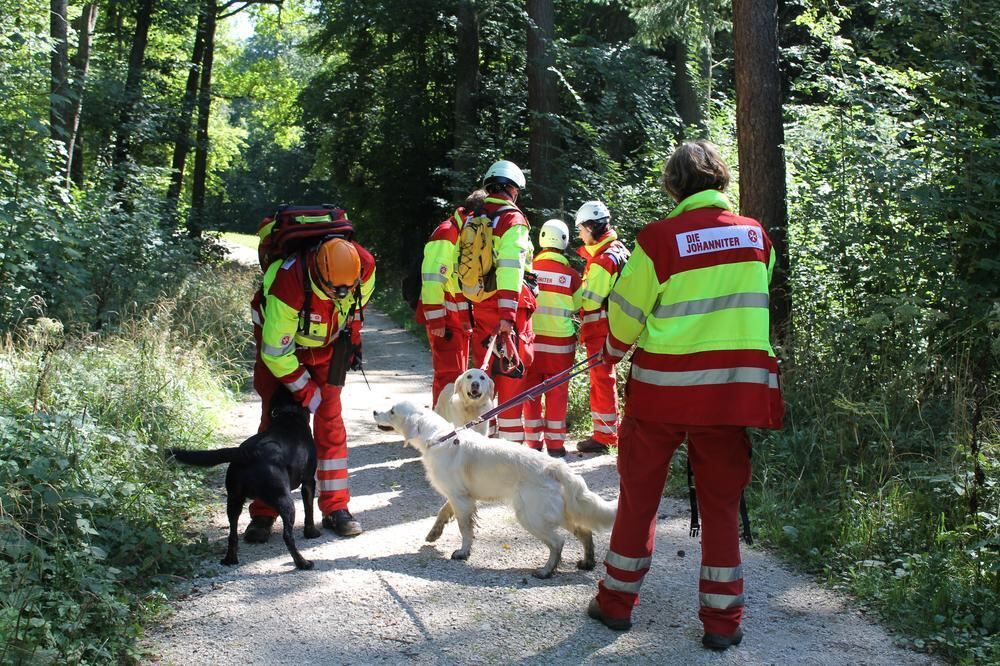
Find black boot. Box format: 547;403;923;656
586;598;632;631
576;437;609;454
322;508;362;537
702;626;744;651
243;515;275;543
547;447;567;458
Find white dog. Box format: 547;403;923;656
373;401;617;578
434;368;495;436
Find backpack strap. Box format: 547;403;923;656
299;256;313;338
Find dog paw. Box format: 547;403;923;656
577;559;596;570
220;556;239;566
295;559;315;570
304;526;321;539
425;527;443;542
451;549;470;560
532;567;554;579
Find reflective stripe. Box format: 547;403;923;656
284;373;311;393
545;420;565;430
594;423;617;434
300;333;326;344
535;306;574;318
592;411;618;421
523;419;545;428
606;551;652;571
535;342;576;354
700;565;743;583
699;593;745;609
582;311;606;324
546;432;566;440
318;478;349;492
654;292;769;319
581;289;604;303
604;573;643;594
524;432;543;441
496;259;521;269
769;373;779;389
425;309;446;320
444;301;469;312
317;458;348;472
631;365;773;387
251;309;263;327
307;391;322;413
497;418;523;427
263;341;295;357
609;290;647;326
498;431;523;441
422;272;448;283
605;343;626;359
497;298;518;310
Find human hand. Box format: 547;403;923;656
430;327;446;338
498;319;514;334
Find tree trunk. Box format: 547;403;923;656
66;4;98;186
733;0;790;349
453;0;480;180
189;1;217;238
50;0;71;168
526;0;558;217
671;39;706;138
166;0;210;210
112;0;156;193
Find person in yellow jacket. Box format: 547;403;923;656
522;219;582;456
586;141;783;650
574;201;630;453
247;237;376;541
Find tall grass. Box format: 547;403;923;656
0;261;258;663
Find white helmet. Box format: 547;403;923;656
482;160;526;189
539;219;570;250
574;200;611;227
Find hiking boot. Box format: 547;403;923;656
547;447;567;458
702;626;744;651
322;509;362;537
576;437;609;454
587;598;632;631
243;515;275;543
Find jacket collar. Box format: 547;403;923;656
577;228;618;259
536;248;569;265
667;189;732;218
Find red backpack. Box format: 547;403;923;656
256;204;355;270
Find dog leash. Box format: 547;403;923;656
435;351;604;444
479;334;497;372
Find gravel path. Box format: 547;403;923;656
144;243;938;665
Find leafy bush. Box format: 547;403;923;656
0;261;253;663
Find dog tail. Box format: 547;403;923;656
166;447;243;467
547;462;617;532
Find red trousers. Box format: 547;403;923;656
583;336;619;445
522;335;576;451
427;326;471;405
596;416;751;635
250;344;350;519
470;297;534;443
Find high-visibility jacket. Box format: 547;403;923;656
531;249;582;342
417;209;471;331
253;243;376;404
480;194;533;321
604;189;783;428
577;229;630;341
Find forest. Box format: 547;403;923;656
0;0;997;663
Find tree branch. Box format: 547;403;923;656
217;0;282;20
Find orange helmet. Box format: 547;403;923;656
310;238;361;299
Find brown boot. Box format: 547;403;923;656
243;515;275;543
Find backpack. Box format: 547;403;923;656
456;204;518;303
257;204;354;270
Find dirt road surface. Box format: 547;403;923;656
145;245;937;665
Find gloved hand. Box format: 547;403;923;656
498;319;515;334
295;379;322;413
349;344;363;372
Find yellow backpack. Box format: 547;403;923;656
456;205;517;303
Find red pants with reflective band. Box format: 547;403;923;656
583;336;618;445
470;296;535;443
427;326;471;405
522;336;575;450
597;417;751;635
250;343;350;519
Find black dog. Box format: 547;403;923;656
168;387;321;570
